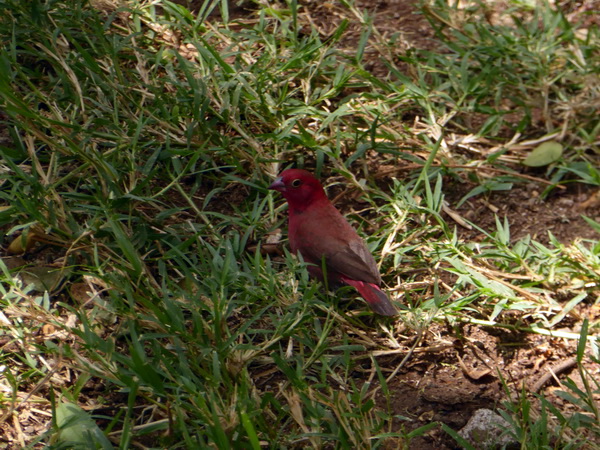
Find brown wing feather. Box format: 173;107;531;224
289;203;381;285
329;239;382;284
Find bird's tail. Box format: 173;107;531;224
340;278;397;316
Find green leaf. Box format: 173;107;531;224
582;215;600;234
577;319;588;363
440;423;473;447
19;266;71;293
522;141;563;167
56;402;113;449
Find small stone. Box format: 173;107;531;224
557;197;574;207
458;408;516;448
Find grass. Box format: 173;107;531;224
0;0;598;448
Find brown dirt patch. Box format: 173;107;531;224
445;181;600;244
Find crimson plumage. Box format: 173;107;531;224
269;169;397;316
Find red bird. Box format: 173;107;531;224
269;169;397;316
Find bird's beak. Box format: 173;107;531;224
269;177;286;192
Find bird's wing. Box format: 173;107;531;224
324;237;382;285
293;205;382;285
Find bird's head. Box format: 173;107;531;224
269;169;328;209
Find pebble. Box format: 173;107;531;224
459;408;516;448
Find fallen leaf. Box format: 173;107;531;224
55;402;113;449
522;141;563;167
19;266;71;292
7;232;38;254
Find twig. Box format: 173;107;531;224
531;357;578;393
447;164;567;190
368;329;424;400
381;163;567;190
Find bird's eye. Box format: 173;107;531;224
291;179;302;187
